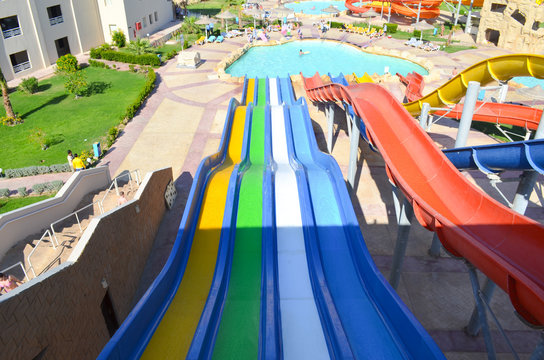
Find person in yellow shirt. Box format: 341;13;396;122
72;153;86;171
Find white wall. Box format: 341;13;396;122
0;166;111;258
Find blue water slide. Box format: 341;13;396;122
98;99;242;359
186;104;254;359
278;76;295;105
283;104;354;358
443;139;544;174
287;96;445;359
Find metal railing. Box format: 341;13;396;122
27;229;56;278
49;16;63;26
99;169;141;212
2;27;21;39
12;61;30;74
50;200;102;246
1;261;30;282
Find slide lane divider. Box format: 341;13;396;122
140;103;248;359
186;104;254;359
284;102;354;359
271;104;329;359
269;78;280;106
97;99;241;360
212;104;268;359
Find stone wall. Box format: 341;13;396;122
0;167;173;360
477;0;544;52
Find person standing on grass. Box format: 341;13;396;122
67;150;74;171
72;153;86;171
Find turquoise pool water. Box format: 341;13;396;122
286;1;346;15
511;77;544;88
225;40;428;78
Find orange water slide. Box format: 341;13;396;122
301;78;544;327
345;0;443;18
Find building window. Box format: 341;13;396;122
154;12;158;22
511;10;526;26
490;3;506;14
142;17;147;28
149;14;153;24
109;24;118;34
47;5;64;26
55;37;71;58
0;15;21;39
10;50;31;74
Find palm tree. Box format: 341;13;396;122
128;38;153;55
0;66;15;118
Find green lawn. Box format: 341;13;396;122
0;195;55;214
0;67;147;169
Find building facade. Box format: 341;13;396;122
0;0;175;82
476;0;544;52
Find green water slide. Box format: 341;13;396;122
212;104;266;359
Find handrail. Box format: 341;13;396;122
99;169;141;211
1;261;30;282
27;230;54;278
50;200;101;246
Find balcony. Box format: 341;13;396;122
13;61;31;74
49;16;64;26
2;27;21;39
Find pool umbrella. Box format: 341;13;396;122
321;5;340;28
359;9;379;28
196;16;215;38
516;85;544;101
412;20;434;41
216;10;237;32
273;5;294;25
244;8;264;28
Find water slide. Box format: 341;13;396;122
404;54;544;116
345;0;442;18
301;76;544;327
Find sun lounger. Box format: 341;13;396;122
207;35;216;43
230;29;243;37
404;37;417;46
215;35;224;43
196;36;206;45
412;40;423;48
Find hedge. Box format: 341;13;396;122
90;47;160;66
89;59;111;69
384;23;398;33
122;68;156;121
0;189;9;197
32;180;64;194
4;163;71;178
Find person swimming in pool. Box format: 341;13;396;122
299;49;309;55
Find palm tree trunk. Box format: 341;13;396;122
0;68;16;118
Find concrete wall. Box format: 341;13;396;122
0;167;172;359
0;166;111;258
477;0;544;52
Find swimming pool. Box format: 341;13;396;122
225;40;428;78
511;76;544;88
285;1;347;15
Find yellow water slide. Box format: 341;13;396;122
353;72;375;83
140;79;255;359
404;54;544;115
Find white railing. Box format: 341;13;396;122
27;230;56;278
12;61;30;74
2;27;21;39
99;169;141;211
50;200;103;246
1;262;29;282
49;16;63;26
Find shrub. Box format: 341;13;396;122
384;23;398;33
164;50;178;61
89;48;160;66
4;163;70;178
1;115;23;127
0;189;9;197
49;180;64;191
56;54;79;74
89;59;111;69
122;68;156;121
18;77;39;94
128;64;137;72
330;22;344;29
413;30;421;38
17;187;27;197
112;30;127;48
49;163;71;173
32;183;46;194
29;128;50;150
64;71;88;97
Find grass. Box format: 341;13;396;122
0;195;55;214
187;0;244;16
443;44;477;53
0;67;147;169
471;122;527;143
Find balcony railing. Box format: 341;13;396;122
49;16;63;26
2;27;22;39
13;61;31;74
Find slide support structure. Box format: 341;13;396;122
419;103;431;130
389;185;415;290
428;233;441;258
498;81;509;103
455;81;481;148
348;115;361;188
454;0;462;26
465;0;475;34
467;261;497;360
327;104;335;153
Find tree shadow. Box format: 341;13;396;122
46;133;65;147
21;94;68;118
83;81;112;96
37;83;52;92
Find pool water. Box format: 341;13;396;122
286;1;347;15
511;77;544;88
225;40;428;78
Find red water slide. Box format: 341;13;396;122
345;0;442;19
301;76;544;327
